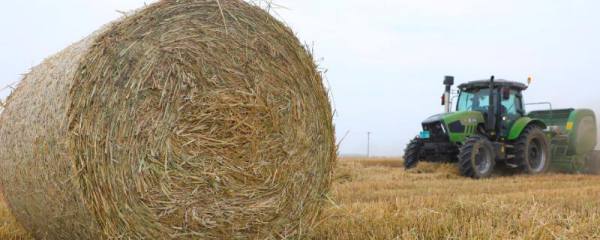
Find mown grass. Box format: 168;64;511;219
314;157;600;239
3;158;600;239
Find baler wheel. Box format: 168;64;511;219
585;151;600;174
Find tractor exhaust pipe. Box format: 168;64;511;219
443;76;454;113
487;76;497;135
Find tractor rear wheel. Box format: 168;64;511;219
514;125;550;174
458;135;496;179
404;138;422;169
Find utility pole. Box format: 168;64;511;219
367;131;371;158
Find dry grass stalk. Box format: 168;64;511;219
0;200;30;240
319;158;600;239
0;0;336;239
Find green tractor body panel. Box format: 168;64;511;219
440;111;485;143
422;111;486;144
507;117;547;141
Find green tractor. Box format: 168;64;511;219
404;76;600;178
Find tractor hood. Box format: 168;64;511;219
422;111;486;143
422;113;452;124
423;111;485;125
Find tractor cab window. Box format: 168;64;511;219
500;89;521;116
457;89;490;112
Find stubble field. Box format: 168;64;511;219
315;158;600;239
2;158;600;239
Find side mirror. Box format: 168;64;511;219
501;88;511;100
441;94;445;106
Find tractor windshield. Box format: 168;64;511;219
457;89;490;112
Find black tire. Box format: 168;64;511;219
458;135;496;179
404;138;422;169
514;125;550;174
585;151;600;174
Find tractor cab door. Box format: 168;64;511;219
499;88;524;138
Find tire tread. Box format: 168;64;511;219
458;135;495;179
404;138;422;169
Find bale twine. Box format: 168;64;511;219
0;0;336;239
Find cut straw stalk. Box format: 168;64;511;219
0;0;336;239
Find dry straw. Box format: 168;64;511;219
0;0;336;239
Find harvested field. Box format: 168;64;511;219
3;157;600;239
316;158;600;239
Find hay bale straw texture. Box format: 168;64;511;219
0;0;336;239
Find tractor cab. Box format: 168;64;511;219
456;79;528;139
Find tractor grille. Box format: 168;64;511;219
422;121;449;142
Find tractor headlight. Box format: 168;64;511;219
440;122;447;134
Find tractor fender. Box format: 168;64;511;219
508;117;547;141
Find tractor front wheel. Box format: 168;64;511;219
404;138;422;169
514;125;550;174
458;135;496;179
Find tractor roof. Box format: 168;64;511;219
457;79;528;91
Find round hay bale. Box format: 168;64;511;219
0;0;336;239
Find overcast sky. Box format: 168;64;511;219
2;0;600;156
